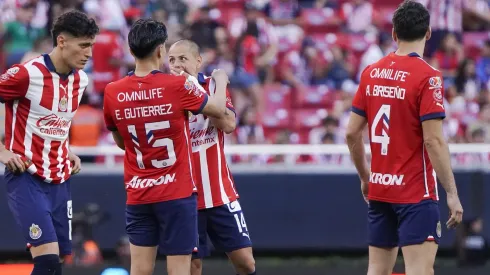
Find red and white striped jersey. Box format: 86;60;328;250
416;0;465;32
190;73;238;209
0;54;88;184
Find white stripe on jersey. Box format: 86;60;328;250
216;133;230;205
422;145;430;198
183;121;197;191
65;140;72;176
42;139;52;182
67;74;75;112
9;100;18;150
200;149;214;208
78;71;89;102
56;140;64;180
52;74;60;112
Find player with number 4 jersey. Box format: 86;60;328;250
346;1;463;275
103;20;229;275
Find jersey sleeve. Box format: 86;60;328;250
0;65;29;103
351;66;370;117
103;85;117;131
419;74;446;122
178;75;209;115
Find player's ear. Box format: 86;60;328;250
57;34;66;49
196;55;203;70
426;27;432;41
391;28;397;43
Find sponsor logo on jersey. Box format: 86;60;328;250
29;224;42;240
36;114;71;136
370;172;405;185
126;174;176;189
7;66;19;76
428;76;442;89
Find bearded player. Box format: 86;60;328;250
103;20;229;275
346;1;463;275
0;10;98;275
168;40;256;275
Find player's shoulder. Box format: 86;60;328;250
0;62;30;83
409;55;441;76
104;75;132;94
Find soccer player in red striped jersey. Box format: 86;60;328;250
345;1;463;275
168;40;256;275
103;20;229;275
0;10;99;275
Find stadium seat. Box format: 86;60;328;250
301;8;340;34
463;32;490;59
215;0;245;9
294;85;337;108
262;84;292;129
292;108;329;130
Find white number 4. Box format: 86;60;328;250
371;104;391;156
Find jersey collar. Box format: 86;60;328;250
197;73;206;84
408;52;420;57
43;54;74;79
127;70;162;76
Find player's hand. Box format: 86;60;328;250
446;193;463;229
170;68;190;78
211;69;229;84
69;152;82;175
361;180;369;204
0;146;27;174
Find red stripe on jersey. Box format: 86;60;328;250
33;62;54;111
31;134;45;177
11;98;30;155
72;72;80;111
48;140;61;180
4;102;13;150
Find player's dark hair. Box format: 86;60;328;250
51;10;99;47
392;0;430;42
128;19;168;59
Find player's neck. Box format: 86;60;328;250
134;60;160;77
395;41;425;58
48;49;72;75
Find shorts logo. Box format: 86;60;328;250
29;224;42;240
433;89;443;102
227;201;242;213
436;221;442;238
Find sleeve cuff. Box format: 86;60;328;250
351;106;366;117
420;112;446;122
192;94;209;115
107;126;117;131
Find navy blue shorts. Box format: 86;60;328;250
5;170;72;256
193;200;252;259
126;194;198;256
368;199;441;248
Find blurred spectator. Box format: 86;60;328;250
456;217;489;267
1;2;45;68
20;35;52;63
476;40;490;86
430;33;463;79
467;103;490;143
186;6;223;51
470;128;486;143
309;115;339;144
263;0;302;27
358;32;393;80
463;0;490;31
237;105;265;145
454;58;481;101
314;0;338;9
340;0;374;34
325;46;354;89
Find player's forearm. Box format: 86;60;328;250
424;137;458;195
211;80;227;117
346;132;370;181
210;111;236;134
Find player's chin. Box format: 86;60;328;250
74;61;88;70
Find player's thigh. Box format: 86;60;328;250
207;200;252;254
192;210;210;260
155;194;198;256
129;243;157;275
4;170;59;255
396;200;441;247
191;258;203;275
397;200;440;275
367;201;398;248
167;255;192;275
368;246;398;275
401;242;438;275
50;180;73;257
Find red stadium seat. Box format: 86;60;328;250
301;8;340;34
310;33;373;53
215;0;245;9
463;32;490;59
294;85;337;108
262;84;292;128
292;108;329;130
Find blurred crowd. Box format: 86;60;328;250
1;0;490;165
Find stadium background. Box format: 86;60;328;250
1;0;490;274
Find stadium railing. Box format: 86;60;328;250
70;143;490;173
